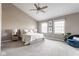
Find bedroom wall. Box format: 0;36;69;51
65;13;79;34
2;3;37;42
2;3;37;30
38;12;79;41
38;12;79;35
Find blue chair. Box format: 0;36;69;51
66;35;79;48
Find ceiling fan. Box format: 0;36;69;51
30;3;48;14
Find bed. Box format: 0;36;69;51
22;32;44;45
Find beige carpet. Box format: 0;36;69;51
1;40;24;50
1;39;79;56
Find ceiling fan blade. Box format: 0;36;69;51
40;10;45;13
34;4;38;8
30;9;37;11
41;6;48;9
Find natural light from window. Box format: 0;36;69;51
41;22;47;33
54;19;65;34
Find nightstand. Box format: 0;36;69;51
12;35;19;41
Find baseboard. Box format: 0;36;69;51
45;37;64;42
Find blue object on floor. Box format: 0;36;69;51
66;35;79;48
67;39;79;48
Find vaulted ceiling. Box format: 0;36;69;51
13;3;79;21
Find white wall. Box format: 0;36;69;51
2;3;37;30
38;12;79;35
65;13;79;34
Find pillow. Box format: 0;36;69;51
21;29;28;34
73;37;79;41
33;29;37;33
30;29;34;33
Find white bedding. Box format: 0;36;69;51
26;32;44;41
22;32;44;45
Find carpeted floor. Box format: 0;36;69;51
1;40;24;51
1;39;79;56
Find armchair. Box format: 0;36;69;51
66;35;79;48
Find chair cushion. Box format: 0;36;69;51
73;37;79;41
67;39;79;48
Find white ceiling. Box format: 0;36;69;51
13;3;79;21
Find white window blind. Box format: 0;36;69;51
54;19;65;34
41;22;47;33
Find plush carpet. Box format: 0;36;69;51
1;39;79;56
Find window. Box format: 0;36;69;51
54;19;65;34
41;22;47;33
